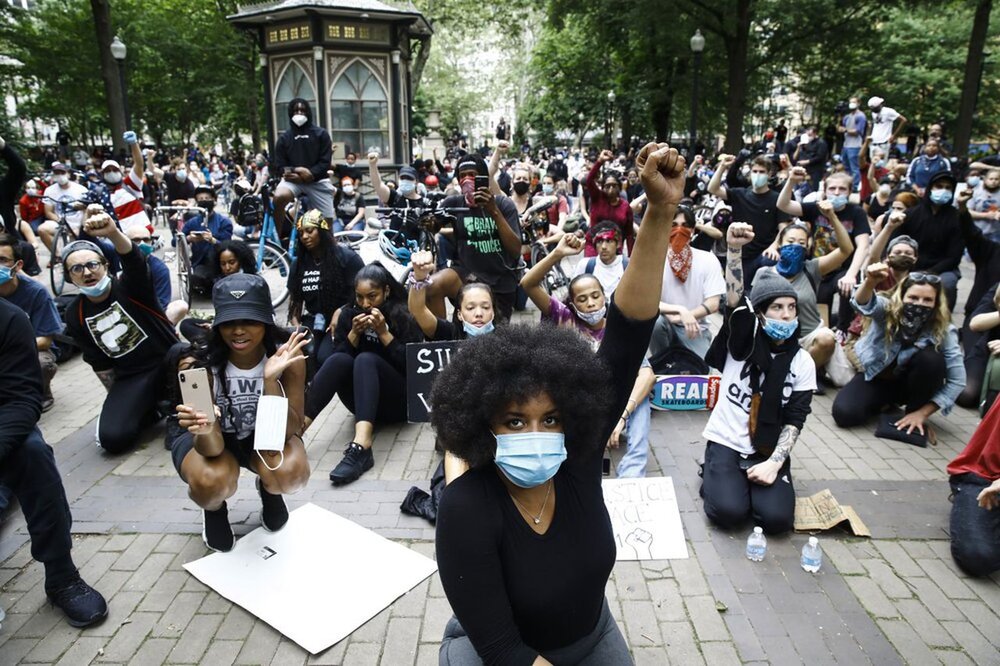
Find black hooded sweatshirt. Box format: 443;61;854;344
891;170;963;275
274;98;332;183
1;143;28;239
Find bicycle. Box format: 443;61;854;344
235;179;297;308
39;194;89;296
153;205;205;306
372;203;468;283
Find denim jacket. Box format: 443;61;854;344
851;294;966;414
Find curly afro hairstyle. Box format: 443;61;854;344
429;322;614;468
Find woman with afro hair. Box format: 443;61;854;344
430;143;685;665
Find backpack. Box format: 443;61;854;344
980;356;1000;417
584;256;628;274
648;345;711;376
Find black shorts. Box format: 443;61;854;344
171;430;255;481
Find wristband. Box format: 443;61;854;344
406;274;433;290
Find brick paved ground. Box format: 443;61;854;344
1;253;999;665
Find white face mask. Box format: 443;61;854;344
878;183;892;196
292;114;308;127
848;102;858;110
104;171;122;184
55;174;69;186
342;185;354;195
175;169;187;182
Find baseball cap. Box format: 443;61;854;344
51;161;68;172
399;166;418;180
868;96;884;109
100;159;121;171
212;274;275;327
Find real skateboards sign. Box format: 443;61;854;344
650;374;722;411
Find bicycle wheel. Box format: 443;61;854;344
49;226;70;296
546;263;571;304
174;233;192;306
333;230;369;250
249;241;291;308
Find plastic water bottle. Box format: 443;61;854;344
0;604;5;633
801;536;823;573
745;526;767;562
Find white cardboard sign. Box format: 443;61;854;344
602;477;689;560
184;503;437;654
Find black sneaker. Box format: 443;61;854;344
46;576;108;628
202;503;235;552
256;477;288;532
329;442;373;485
41;397;55;413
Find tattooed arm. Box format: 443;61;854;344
768;425;801;465
725;222;755;308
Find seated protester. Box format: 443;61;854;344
708;154;791;287
905;138;950;195
408;249;495;341
102;131;153;233
368;152;432;235
889;171;964;312
753;204;854;373
181;186;233;296
124;225;188;325
304;264;422;485
778;169;871;333
0;233;62;411
162;159;196;206
831;264;965;438
540;174;570;230
957;188;1000;335
608;360;656;478
967;168;1000;241
573;221;628;297
0;298;108;626
333;176;366;232
863;173;900;224
958;284;1000;410
172;275;310;552
19;178;47;233
177;239;259;344
62;207;179;454
870;190;919;236
584;149;635;256
39;161;88;254
431;143;680;665
424;154;523;323
700;224;816;535
650;205;724;360
947;397;1000;577
287;210;364;366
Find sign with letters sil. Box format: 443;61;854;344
650;374;722;411
406;340;460;423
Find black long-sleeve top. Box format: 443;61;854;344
0;299;43;465
330;303;422;373
1;144;28;238
435;301;654;665
959;209;1000;322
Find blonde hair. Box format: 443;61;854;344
881;277;951;349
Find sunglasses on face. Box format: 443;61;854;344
908;272;942;285
68;260;107;276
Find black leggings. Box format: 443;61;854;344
832;346;947;428
816;269;853;333
700;441;795;535
98;368;165;454
305;351;407;423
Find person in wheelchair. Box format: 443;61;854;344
181;186;232;296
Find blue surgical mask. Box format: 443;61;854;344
79;274;112;297
828;194;849;211
542;184;554;195
763;317;798;341
0;265;13;286
750;173;769;189
494;431;567;488
138;242;155;256
776;244;806;277
930;189;953;205
968;177;982;188
463;319;495;337
573;304;606;326
398;180;416;195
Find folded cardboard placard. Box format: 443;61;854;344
794;489;871;537
602;477;689;560
184;503;437;654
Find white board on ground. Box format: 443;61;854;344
183;502;437;654
602;477;689;560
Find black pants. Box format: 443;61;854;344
958;335;990;409
1;427;73;569
98;368;165;453
832;346;947;428
949;473;1000;577
191;263;215;296
305;351;407;423
816;268;853;333
700;441;795;535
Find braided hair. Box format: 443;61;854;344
289;228;346;322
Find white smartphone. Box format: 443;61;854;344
178;368;216;423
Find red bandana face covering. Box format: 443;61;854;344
669;226;693;282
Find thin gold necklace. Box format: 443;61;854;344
510;480;553;525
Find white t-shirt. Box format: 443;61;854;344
702;348;816;455
574;254;625;296
43;181;89;233
215;356;266;440
660;247;725;331
870;107;900;145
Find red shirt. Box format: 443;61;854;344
18;195;45;223
947;397;1000;480
585;161;634;256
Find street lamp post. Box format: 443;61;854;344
110;36;131;132
689;29;705;158
605;90;616;150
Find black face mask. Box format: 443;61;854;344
197;200;214;211
886;254;916;272
513;181;530;196
899;302;933;345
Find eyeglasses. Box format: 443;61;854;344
908;272;942;285
68;260;107;276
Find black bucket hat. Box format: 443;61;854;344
212;273;274;327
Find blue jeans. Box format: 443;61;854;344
949;473;1000;577
617;397;651;477
841;147;861;191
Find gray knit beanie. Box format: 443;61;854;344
750;269;798;310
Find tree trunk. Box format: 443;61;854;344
90;0;126;155
247;45;262;151
953;0;991;157
410;36;432;96
723;0;752;152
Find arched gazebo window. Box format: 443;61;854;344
330;62;389;157
274;62;317;133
